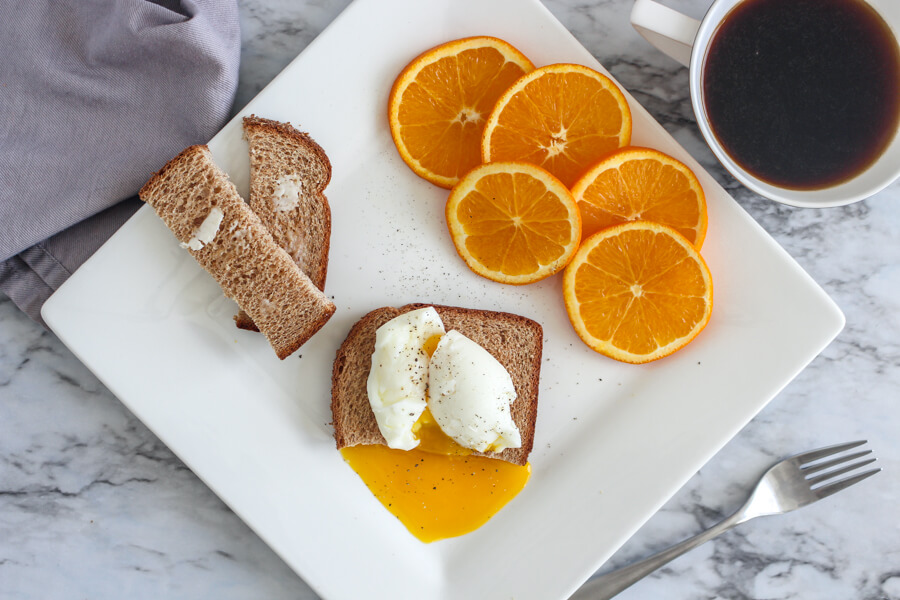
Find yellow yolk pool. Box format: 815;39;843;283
340;444;530;543
347;317;529;542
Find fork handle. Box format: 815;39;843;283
571;510;748;599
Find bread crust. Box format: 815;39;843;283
331;304;542;465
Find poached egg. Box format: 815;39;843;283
428;330;521;452
341;307;530;542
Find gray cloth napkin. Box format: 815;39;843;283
0;0;240;326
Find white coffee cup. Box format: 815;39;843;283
630;0;900;208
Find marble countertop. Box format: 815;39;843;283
2;0;899;598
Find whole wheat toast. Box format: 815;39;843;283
139;145;335;359
331;304;542;466
234;116;332;331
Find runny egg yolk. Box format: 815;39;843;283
341;333;530;542
421;333;442;359
339;447;529;543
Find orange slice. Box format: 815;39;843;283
389;37;535;188
446;161;581;285
563;221;713;363
571;147;708;247
482;63;632;188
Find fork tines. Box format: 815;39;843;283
796;440;881;498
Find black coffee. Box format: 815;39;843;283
702;0;900;190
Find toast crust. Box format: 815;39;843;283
331;304;542;465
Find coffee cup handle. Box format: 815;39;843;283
630;0;701;67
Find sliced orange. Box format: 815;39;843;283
446;161;581;285
572;147;708;247
482;63;632;188
563;221;713;363
388;37;535;188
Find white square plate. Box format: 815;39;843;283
42;0;844;598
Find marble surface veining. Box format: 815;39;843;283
2;0;899;598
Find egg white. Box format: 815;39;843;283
366;307;445;450
428;330;521;452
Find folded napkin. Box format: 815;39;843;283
0;0;240;325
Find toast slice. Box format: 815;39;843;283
139;145;336;359
234;116;333;331
331;304;542;465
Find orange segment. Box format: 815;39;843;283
571;147;708;247
563;221;713;363
446;162;581;285
389;37;535;188
482;64;632;188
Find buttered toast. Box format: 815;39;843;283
139;145;335;359
235;116;333;331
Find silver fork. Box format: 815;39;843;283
571;441;880;600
